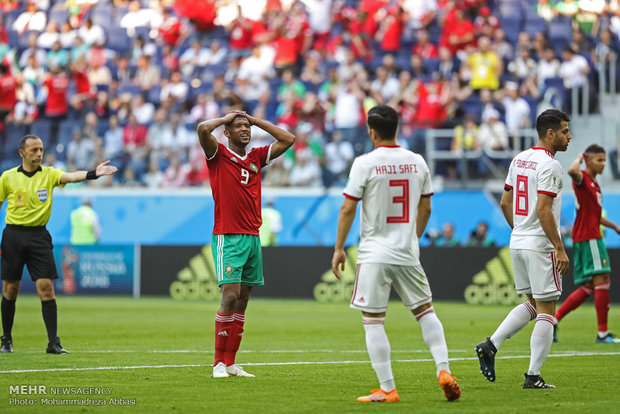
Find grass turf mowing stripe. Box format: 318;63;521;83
1;351;619;374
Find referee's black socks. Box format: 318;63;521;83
41;299;57;343
1;296;16;339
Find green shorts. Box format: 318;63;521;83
573;239;611;285
211;234;264;286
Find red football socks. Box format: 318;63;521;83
214;312;233;366
555;286;593;322
225;313;245;366
594;281;611;334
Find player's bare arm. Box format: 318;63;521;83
416;197;431;239
244;113;296;159
332;198;358;280
196;112;239;158
500;188;514;229
601;216;620;235
567;152;584;183
537;193;569;274
60;160;118;184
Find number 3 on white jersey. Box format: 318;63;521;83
241;168;250;184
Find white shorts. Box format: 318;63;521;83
510;249;562;301
350;262;432;313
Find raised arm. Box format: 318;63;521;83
601;216;620;235
196;112;238;159
60;160;118;184
567;152;584;184
245;114;295;160
537;194;569;274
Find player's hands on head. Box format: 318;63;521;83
225;110;253;125
331;249;346;280
95;160;118;177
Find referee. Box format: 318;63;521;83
0;134;117;354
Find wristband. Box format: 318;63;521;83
86;170;98;180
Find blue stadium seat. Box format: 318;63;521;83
499;2;523;19
107;28;130;54
524;17;548;35
48;6;69;25
148;84;162;105
30;119;52;146
462;94;483;121
423;58;440;74
3;123;27;158
549;19;572;42
119;83;140;96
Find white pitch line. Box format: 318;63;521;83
1;351;619;374
15;349;474;354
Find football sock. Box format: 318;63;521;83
416;307;450;377
528;314;556;376
1;296;16;339
214;312;233;366
41;299;57;343
490;301;536;349
594;281;611;336
362;316;395;392
225;313;245;366
555;286;593;322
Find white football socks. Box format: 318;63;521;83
528;314;556;376
490;301;537;349
362;316;395;392
416;307;450;377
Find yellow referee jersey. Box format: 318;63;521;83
0;166;65;226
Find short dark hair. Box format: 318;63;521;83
367;105;398;141
585;144;605;154
18;135;42;151
224;114;249;131
535;109;570;138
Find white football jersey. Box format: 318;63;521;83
344;146;433;265
505;146;563;251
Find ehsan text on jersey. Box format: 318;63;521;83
375;164;418;175
514;159;538;170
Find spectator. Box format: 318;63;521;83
0;63;17;122
437;46;459;80
12;1;46;34
146;108;173;165
134;55;161;100
160;71;188;103
556;0;580;19
161;153;189;188
492;28;514;61
479;108;509;153
143;160;164;188
226;5;254;58
263;156;291;186
323;130;354;186
259;197;283;246
131;94;155;125
435;222;461;247
559;45;591;111
103;114;124;163
575;0;605;35
37;21;60;50
537;46;561;90
332;78;364;153
66;129;96;171
288;148;322;187
536;0;557;21
123;112;148;174
571;27;593;54
189;93;220;124
375;5;406;55
129;36;157;66
8;86;38;125
78;18;105;47
120;0;162;38
119;165;144;187
59;20;76;49
474;6;499;38
179;39;208;78
236;46;274;101
463;35;502;91
43;66;69;144
413;29;438;60
370;65;400;104
159;7;186;48
70;35;90;63
204;40;228;66
592;29;620;93
502;81;532;132
46;40;69;70
304;0;333;51
508;47;538;80
277;68;306;102
465;221;495;247
403;0;438;31
19;31;46;69
440;7;475;55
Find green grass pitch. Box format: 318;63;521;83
1;296;620;413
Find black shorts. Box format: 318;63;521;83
1;225;59;282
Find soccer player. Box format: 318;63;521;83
554;145;620;343
331;105;461;403
475;109;571;389
0;135;117;354
197;111;295;378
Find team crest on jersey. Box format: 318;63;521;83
603;258;608;267
226;266;232;277
15;191;26;206
249;163;258;173
37;188;48;202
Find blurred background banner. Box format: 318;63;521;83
16;244;137;296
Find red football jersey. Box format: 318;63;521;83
572;170;602;242
207;143;272;235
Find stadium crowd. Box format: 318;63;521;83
0;0;619;187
